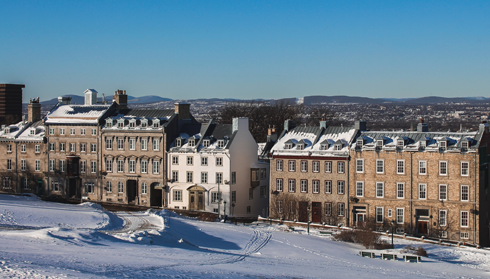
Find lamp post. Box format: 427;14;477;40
223;201;227;222
307;206;311;235
391;220;395;249
217;180;221;219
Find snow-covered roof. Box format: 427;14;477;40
46;104;112;124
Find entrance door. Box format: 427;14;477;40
127;180;137;204
188;186;204;210
418;221;428;235
68;178;77;198
37;180;43;195
312;202;321;223
150;183;162;207
298;201;308;222
356;213;366;227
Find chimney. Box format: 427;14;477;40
320;119;327;129
284;119;295;132
28;98;41;122
479;120;488;133
354;120;367;131
84;89;98;105
417;118;429;132
174;103;191;120
232;117;249;133
267;125;277;142
113;89;128;110
58;96;72;105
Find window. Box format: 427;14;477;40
86;183;94;194
376;182;384;198
325;161;332;173
397;183;404;199
312;161;319;172
153;161;160;174
397;160;405;174
91;143;97;152
338;203;345;216
300;180;308;193
60;143;65;152
21;144;26;152
325;203;332;216
2;177;11;189
106;181;112;193
334;144;342;151
188;139;195;147
80;128;85;135
129;160;136;173
388;209;392;217
439;141;447;151
141;160;148;173
397;139;404;149
118;182;124;193
337;162;345;173
35;160;40;171
461;162;469;176
276;160;283;171
140;182;147;194
288;179;295;192
376;207;383;223
439;231;448;238
173;190;182;201
216;157;223;166
247;206;251;214
153;120;160;128
51;181;59;192
278;200;283;213
117;160;124;172
216;172;223;184
20;159;26;171
211;192;220;203
396;208;404;224
22;178;29;190
439;210;447;226
141;139;148;150
106;159;112;172
80;143;86;152
203;140;210;148
376;160;384;174
187;156;193;165
129;121;135;129
48;143;54;151
312;180;319;193
356;181;364;197
419;161;427;175
186;171;193;183
60;160;65;172
231;171;237;184
461;141;469;150
91;129;96;136
288;160;295;171
201;157;208;166
175;138;181;147
201;172;208;183
461;232;469;239
60;128;65;135
6;159;12;171
218;140;225;148
70;128;75;135
172;156;178;165
461;185;469;201
301;161;308;172
439;161;447;175
337;181;345;194
49;128;54;135
106;138;112;149
35;145;40;153
153;139;160;151
461;211;469;227
325;180;332;194
249;188;253;200
91;161;97;173
419;184;427;199
276;179;283;192
49;159;55;172
232;191;236;203
118;138;124;150
171;170;178;182
70;143;76;152
439;185;447;201
356;159;364;173
80;161;86;173
129;139;135;150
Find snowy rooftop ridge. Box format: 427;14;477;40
46;104;112;124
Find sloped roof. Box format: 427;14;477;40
46;104;112;124
118;109;174;118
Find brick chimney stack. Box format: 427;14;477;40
174;103;191;120
113;89;128;110
28;97;41;122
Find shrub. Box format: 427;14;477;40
401;245;428;257
334;229;388;249
333;230;357;243
416;246;428;257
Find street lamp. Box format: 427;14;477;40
390;220;395;249
223;201;227;222
307;206;311;235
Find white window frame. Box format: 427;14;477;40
117;160;124;172
396;208;404;224
325;180;332;194
129;139;136;150
313;161;319;172
35;160;40;171
461;185;469;201
153;161;160;174
376;182;384;198
439;161;448;176
288;160;295;172
461;162;469;176
356;181;364;197
419;183;427;200
397;160;405;174
337;162;345;173
397;182;404;199
186;171;193;183
141;160;148;173
312;180;319;193
376;207;383;223
129;160;136;173
376;160;384;174
461;211;469;227
356;159;364;173
325;161;332;173
276;179;283;192
141;182;147;194
419;161;427;175
201;172;208;184
439;184;447;201
288;179;295;192
201;157;208;166
216;157;223;166
439;210;447;227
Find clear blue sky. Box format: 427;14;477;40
1;0;489;101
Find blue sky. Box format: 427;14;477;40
1;0;489;101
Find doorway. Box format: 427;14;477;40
312;202;321;223
68;178;78;198
150;183;162;207
188;186;204;210
127;180;137;204
298;201;308;222
417;221;428;235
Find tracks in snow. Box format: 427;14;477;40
101;211;160;234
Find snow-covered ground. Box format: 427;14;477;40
1;194;490;278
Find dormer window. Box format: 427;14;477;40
356;139;363;147
320;144;328;150
117;120;124;128
377;140;383;147
334;144;342;151
420;140;426;149
30;129;36;135
106;119;113;128
397;140;404;149
285;143;292;149
297;144;304;150
176;139;182;147
461;141;469;150
203;139;210;147
129;120;136;128
218;140;225;148
189;139;195;147
141;119;148;128
4;127;10;134
439;141;447;151
153;120;160;128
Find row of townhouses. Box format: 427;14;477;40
1;88;489;246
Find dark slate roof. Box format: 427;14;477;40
358;131;480;149
118;109;174;118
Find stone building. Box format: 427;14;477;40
269;120;358;225
349;120;490;246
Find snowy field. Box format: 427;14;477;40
1;194;490;278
